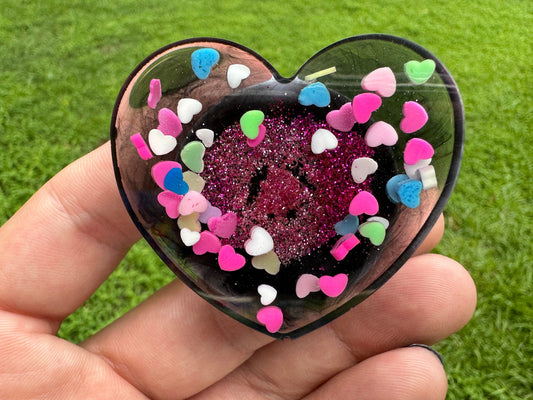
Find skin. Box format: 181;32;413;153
0;142;476;400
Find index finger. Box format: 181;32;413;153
0;142;141;325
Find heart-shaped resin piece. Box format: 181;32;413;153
111;35;464;338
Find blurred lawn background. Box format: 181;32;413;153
0;0;531;398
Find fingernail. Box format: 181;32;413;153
407;343;445;367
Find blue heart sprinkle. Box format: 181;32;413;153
386;174;409;204
398;179;422;208
298;82;331;107
191;48;220;80
164;168;189;195
334;214;360;236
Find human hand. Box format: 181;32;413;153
0;142;476;399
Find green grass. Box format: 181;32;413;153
1;0;531;398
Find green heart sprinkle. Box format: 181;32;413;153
404;59;436;85
180;141;205;173
358;221;386;246
240;110;265;139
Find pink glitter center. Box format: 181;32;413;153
201;110;374;263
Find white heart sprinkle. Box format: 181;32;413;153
244;226;274;256
404;158;432;179
351;157;378;183
366;216;390;229
227;64;251;89
417;165;438;189
196;128;215;147
311;129;338;154
180;228;201;246
148;129;177;155
257;284;277;305
177;98;202;124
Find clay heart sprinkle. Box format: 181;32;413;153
147;78;161;109
163;167;189;195
349;191;379;216
207;211;238;238
361;67;396;97
256;306;283;333
404;59;436;85
196;128;215;148
397;179;423;208
351;157;378;183
417;165;438;189
358;221;386;246
148;128;177;156
178;98;203;124
113;36;463;337
251;251;281;275
178;213;201;232
180;227;201;247
182;171;205;193
192;231;221;255
298;82;330;107
330;233;360;261
258;284;277;305
352;93;382;124
218;245;246;271
319;274;349;298
404;138;434;165
245;226;274;256
326;102;356;132
178;191;208;215
151;161;182;190
295;274;321;298
311;129;338;154
334;214;360;236
157;191;182;219
180;141;205;173
227;63;251;89
157;108;182;137
240;110;265;140
191;48;220;79
400;101;428;134
130;133;153;160
364;121;398;147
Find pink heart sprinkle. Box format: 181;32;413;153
295;274;321;298
198;202;222;223
218;244;246;271
208;211;238;238
319;274;349;297
326;102;356;132
330;234;360;261
364;121;398;147
247;124;266;147
130;132;153;160
400;101;428;134
148;79;162;109
349;191;379;216
361;67;397;97
256;306;283;333
352;93;382;124
178;191;208;215
151;161;182;190
404;138;435;165
192;231;221;255
157;108;182;138
157;191;183;219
